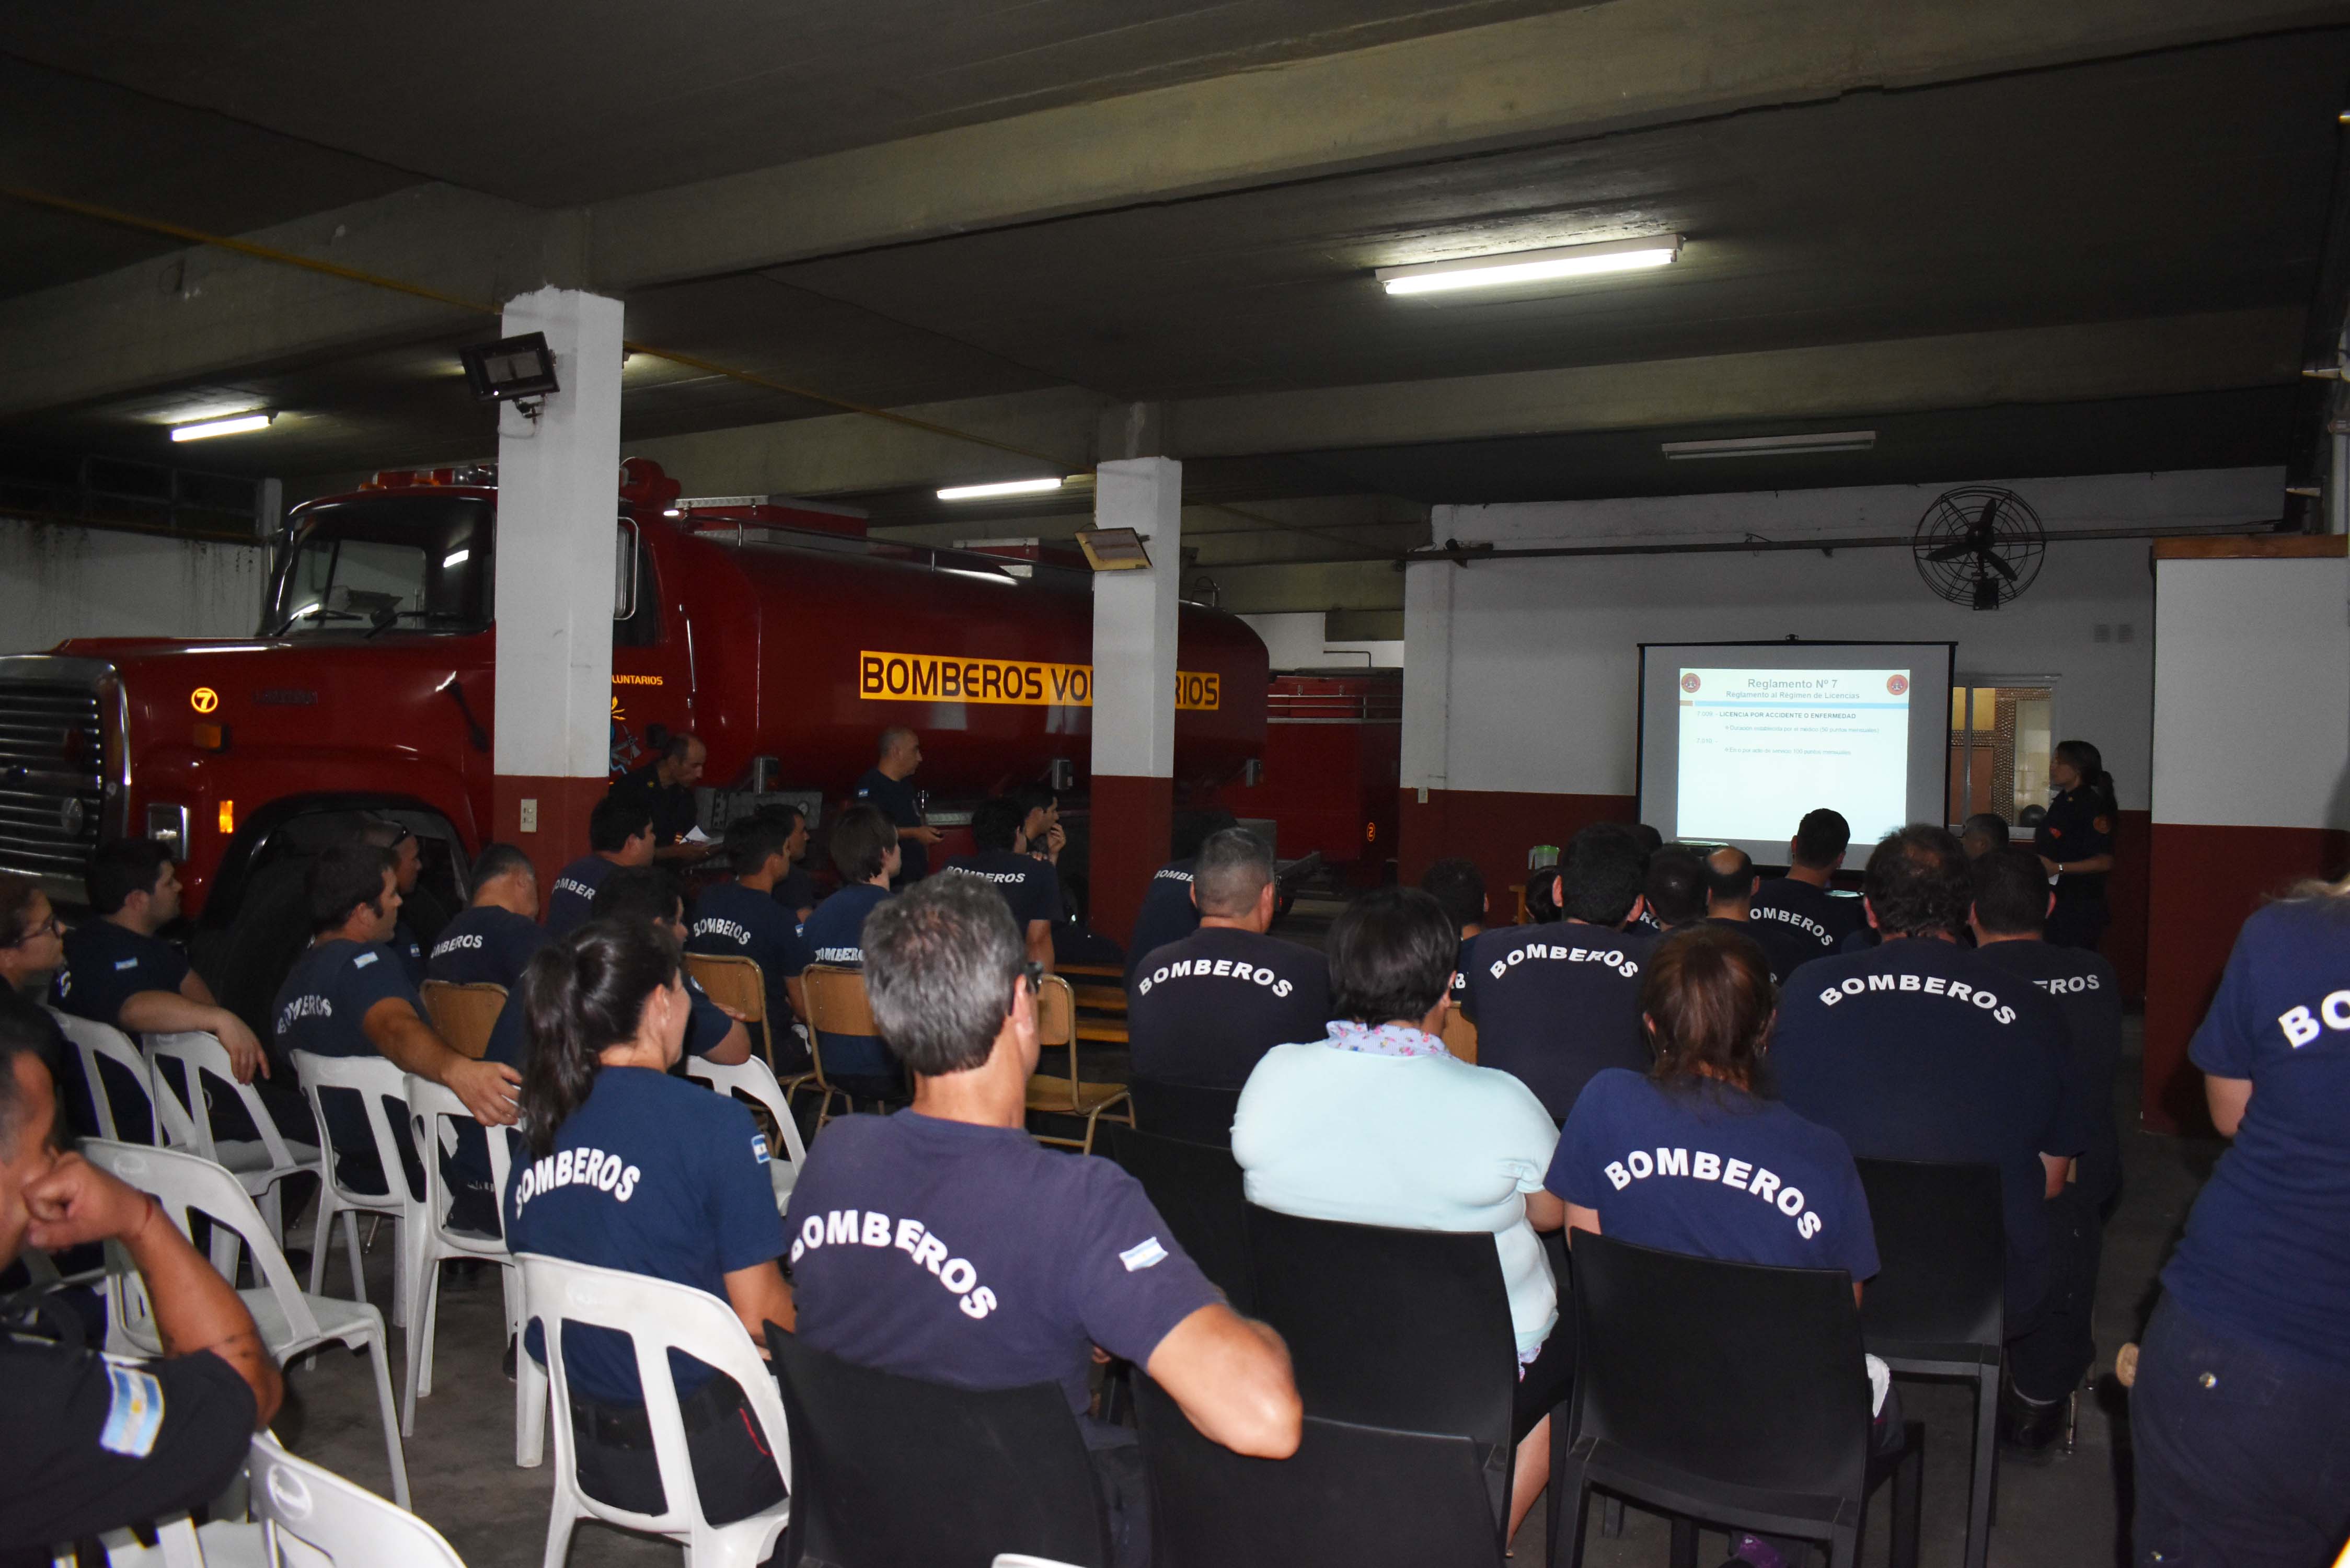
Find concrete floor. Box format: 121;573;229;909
278;1014;2203;1568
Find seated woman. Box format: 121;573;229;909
503;917;793;1526
1543;923;1892;1568
1232;886;1566;1544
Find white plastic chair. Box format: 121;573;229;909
399;1076;524;1438
248;1428;466;1566
81;1138;411;1509
47;1009;192;1146
287;1052;412;1326
517;1252;791;1568
146;1031;321;1259
683;1054;808;1212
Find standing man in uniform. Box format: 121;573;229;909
427;843;550;992
688;814;814;1066
0;996;285;1560
1969;845;2122;1456
2036;740;2117;952
1459;823;1655;1123
1702;846;1818;985
610;731;713;862
855;727;940;887
547;798;655;940
1752;808;1864;960
1771;825;2091;1448
943;797;1061;973
1127;829;1330;1092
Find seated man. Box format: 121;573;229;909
54;839;311;1143
1420;857;1488;943
688;814;814;1067
788;804;901;1089
547;798;655;940
1752;808;1865;960
1123;811;1238;988
359;818;431;984
1962;812;2012;860
1772;825;2090;1451
763;805;819;924
0;995;285;1560
427;841;550;990
1969;845;2124;1457
272;844;520;1224
1702;845;1818;986
784;874;1301;1565
1234;887;1565;1544
609;729;715;863
1642;845;1709;931
1460;823;1655;1122
942;797;1061;973
1128;828;1330;1091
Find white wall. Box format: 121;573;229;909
1406;468;2285;811
0;519;268;654
1239;612;1404;671
2152;553;2350;830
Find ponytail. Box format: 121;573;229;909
518;916;682;1157
2053;739;2117;818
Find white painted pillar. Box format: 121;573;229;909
489;287;624;877
1089;456;1182;940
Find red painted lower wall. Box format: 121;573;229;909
1398;788;1639;920
492;776;606;904
1092;774;1175;948
2105;810;2151;1005
2141;822;2350;1135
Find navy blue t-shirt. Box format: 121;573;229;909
794;883;894;1080
1749;879;1865;961
941;850;1062;930
1127;927;1330;1090
390;919;425;986
853;769;927;883
1124;860;1200;986
1457;924;1654;1122
1548;1069;1879;1283
482;970;734;1071
545;855;616;940
786;1111;1222;1418
1771;938;2086;1320
687;880;812;1040
425;905;550;990
272;939;423;1193
505;1067;785;1403
2161;898;2350;1367
771;866;819;921
1972;938;2124;1208
1706;916;1816;989
53;919;190;1031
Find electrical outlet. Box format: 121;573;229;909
520;798;538;833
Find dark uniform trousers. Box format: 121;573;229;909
570;1372;787;1526
2004;1181;2105;1403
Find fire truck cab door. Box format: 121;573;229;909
607;520;693;778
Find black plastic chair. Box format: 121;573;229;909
1098;1120;1254;1313
1550;1232;1923;1568
764;1327;1110;1568
1126;1078;1243;1146
1243;1205;1521;1540
1136;1374;1502;1568
1854;1157;2005;1568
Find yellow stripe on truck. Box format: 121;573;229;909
858;650;1219;711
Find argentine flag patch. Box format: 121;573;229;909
1118;1236;1169;1272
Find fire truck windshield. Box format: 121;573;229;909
265;496;491;637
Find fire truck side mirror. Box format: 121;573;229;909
614;517;640;621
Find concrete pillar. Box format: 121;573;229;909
2141;535;2350;1133
1089;457;1181;944
1396;558;1456;881
488;287;625;894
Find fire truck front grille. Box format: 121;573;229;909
0;680;104;881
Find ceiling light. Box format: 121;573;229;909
1662;431;1878;460
1377;235;1683;296
937;477;1063;501
170;411;274;442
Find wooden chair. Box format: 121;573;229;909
1055;962;1125;981
1026;974;1132;1154
1069;983;1127;1016
1439;1008;1479;1065
685;952;775;1069
797;963;876;1128
418;981;505;1060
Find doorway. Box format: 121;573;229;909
1948;681;2055;829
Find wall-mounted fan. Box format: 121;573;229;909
1913;486;2044;610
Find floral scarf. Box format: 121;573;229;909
1321;1019;1450;1058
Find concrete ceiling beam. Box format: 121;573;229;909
588;0;2336;289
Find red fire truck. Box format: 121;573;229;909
0;459;1269;923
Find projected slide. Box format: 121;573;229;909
1675;668;1913;845
1637;642;1953;865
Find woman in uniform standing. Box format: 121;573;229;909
2035;740;2117;951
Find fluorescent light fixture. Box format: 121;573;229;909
171;411;273;442
937;477;1064;501
1377;235;1682;296
442;549;470;568
1662;430;1878;460
941;567;1015;586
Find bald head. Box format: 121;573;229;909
1704;846;1758;917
